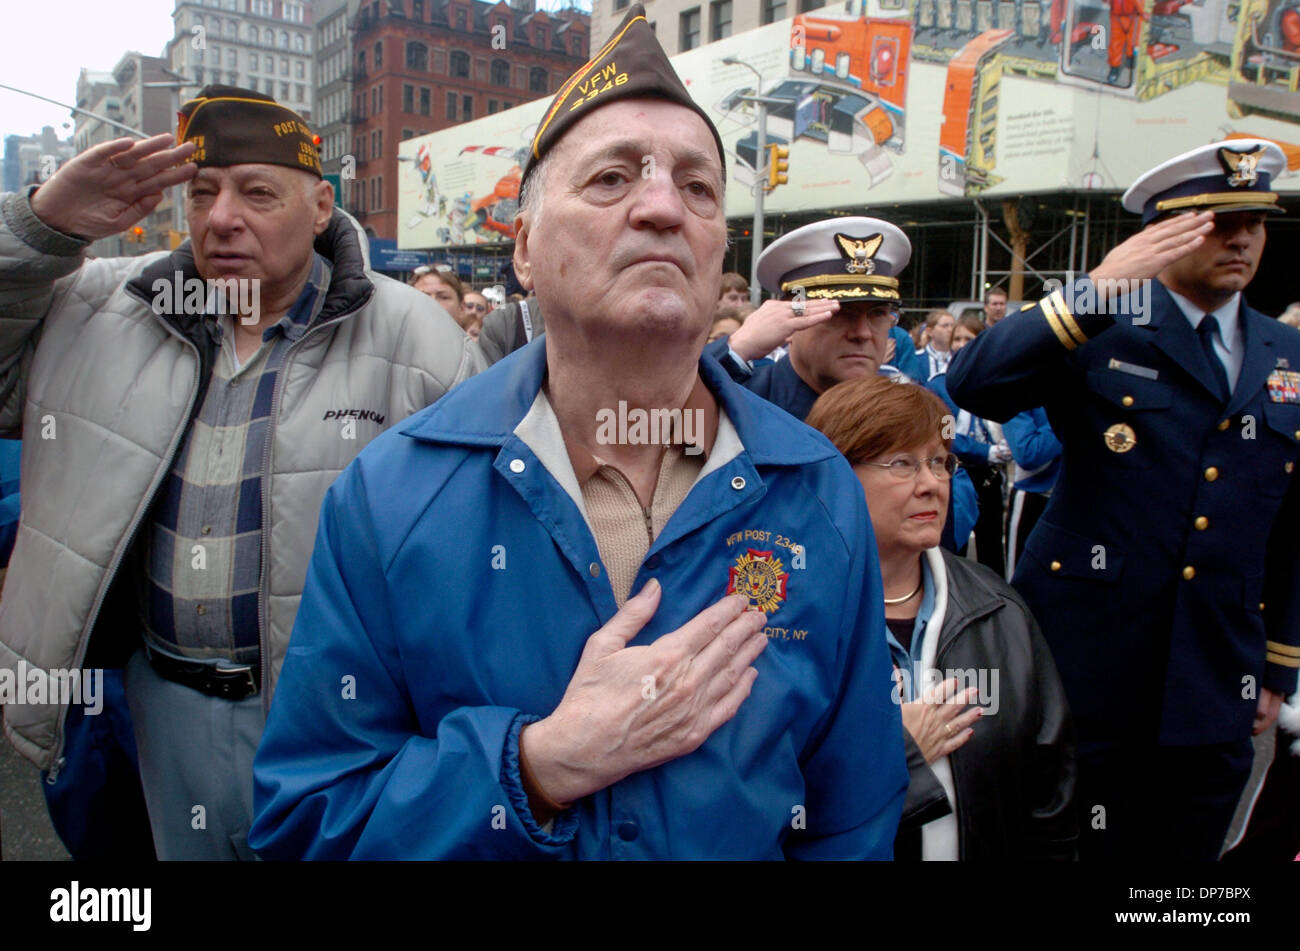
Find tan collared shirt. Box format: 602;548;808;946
555;376;720;605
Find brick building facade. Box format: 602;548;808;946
347;0;589;239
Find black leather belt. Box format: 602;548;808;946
145;646;260;701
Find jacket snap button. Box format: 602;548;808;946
588;562;601;578
509;458;525;473
617;821;639;841
731;476;746;490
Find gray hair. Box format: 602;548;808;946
517;151;550;226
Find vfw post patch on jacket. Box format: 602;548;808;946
727;548;789;614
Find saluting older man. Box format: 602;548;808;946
0;85;478;859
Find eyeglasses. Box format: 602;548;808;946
412;264;453;277
837;303;900;327
861;453;960;481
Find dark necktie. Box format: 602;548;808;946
1197;316;1230;401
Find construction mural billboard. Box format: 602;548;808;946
398;0;1300;249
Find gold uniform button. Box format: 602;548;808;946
1259;602;1266;611
1122;395;1134;407
1294;429;1300;440
1182;565;1196;580
1287;461;1295;474
1217;419;1230;432
1050;560;1062;572
1194;516;1209;530
1204;467;1218;481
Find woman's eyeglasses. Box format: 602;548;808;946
861;453;960;481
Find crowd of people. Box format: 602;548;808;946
0;2;1297;863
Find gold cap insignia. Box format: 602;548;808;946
1218;147;1265;188
1103;423;1137;453
727;548;788;614
834;233;883;276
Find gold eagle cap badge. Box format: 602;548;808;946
1218;147;1265;188
835;232;883;275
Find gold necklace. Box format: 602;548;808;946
883;578;923;605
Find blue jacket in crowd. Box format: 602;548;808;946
250;339;908;860
889;325;924;383
1001;407;1061;495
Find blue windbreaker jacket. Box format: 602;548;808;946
249;338;907;860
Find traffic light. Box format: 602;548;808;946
127;226;145;244
765;144;789;192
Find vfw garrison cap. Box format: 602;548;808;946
177;84;322;178
520;2;724;189
757;217;912;302
1122;138;1286;225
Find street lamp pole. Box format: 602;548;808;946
0;82;146;139
751;99;766;309
722;56;772;308
144;76;200;245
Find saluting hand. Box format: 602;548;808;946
728;297;839;363
1089;210;1214;289
29;134;197;241
520;579;768;806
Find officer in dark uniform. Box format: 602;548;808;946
947;139;1300;861
707;217;977;552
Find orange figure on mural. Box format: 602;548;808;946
1107;0;1147;83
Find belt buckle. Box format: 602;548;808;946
214;664;257;699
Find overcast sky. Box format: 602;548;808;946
2;0;177;143
2;0;591;145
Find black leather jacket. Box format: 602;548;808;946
898;549;1078;861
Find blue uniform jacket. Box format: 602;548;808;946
947;279;1300;745
1001;407;1061;495
889;325;924;382
703;340;979;552
249;339;908;860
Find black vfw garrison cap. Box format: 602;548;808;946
520;2;724;189
176;85;322;178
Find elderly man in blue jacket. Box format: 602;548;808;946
249;4;907;860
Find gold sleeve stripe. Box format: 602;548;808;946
1039;296;1078;351
1266;640;1300;657
1266;651;1300;668
1051;290;1088;346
